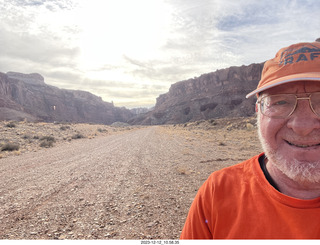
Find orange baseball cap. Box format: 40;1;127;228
246;41;320;98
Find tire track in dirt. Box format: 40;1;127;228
0;124;261;239
0;128;152;239
0;127;192;239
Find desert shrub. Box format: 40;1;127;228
40;140;54;148
39;136;56;148
97;128;107;133
246;123;255;130
1;143;20;151
60;125;70;131
40;136;56;142
22;134;31;140
5;122;17;128
72;133;85;139
209;119;217;126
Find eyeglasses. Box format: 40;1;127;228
257;93;320;119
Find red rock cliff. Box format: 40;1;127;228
0;72;133;123
129;63;264;125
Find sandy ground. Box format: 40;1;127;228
0;118;262;239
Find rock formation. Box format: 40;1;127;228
129;63;264;125
0;72;133;124
1;62;264;125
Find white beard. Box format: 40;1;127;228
257;115;320;185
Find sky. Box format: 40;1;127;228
0;0;320;108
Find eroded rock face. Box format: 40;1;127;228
0;72;133;124
1;62;263;125
129;63;263;125
7;72;45;86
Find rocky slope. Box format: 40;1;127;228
129;63;263;125
0;72;133;124
1;62;263;125
0;119;261;239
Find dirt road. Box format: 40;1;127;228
0;124;261;239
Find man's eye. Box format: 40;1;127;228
273;100;288;105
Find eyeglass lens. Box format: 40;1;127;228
310;93;320;116
260;93;320;118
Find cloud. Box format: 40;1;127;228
78;78;167;108
8;0;76;10
1;0;320;108
0;30;79;66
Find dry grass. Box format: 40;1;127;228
0;117;261;160
155;116;262;184
0;117;263;239
0;121;138;158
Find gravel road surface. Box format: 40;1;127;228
0;124;260;239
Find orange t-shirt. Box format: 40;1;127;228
180;153;320;239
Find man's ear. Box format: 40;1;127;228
255;103;258;113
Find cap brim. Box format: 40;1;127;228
246;74;320;98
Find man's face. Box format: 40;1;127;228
258;81;320;184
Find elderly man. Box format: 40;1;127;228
180;41;320;239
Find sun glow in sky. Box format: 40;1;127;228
0;0;320;108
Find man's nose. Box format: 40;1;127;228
287;100;320;136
